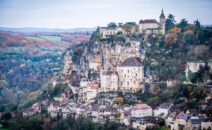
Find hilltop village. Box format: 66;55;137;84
3;10;212;130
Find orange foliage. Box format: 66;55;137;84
170;27;181;33
165;33;178;44
115;97;124;105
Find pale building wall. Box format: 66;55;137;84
154;108;169;118
79;79;97;102
143;23;159;29
100;70;118;92
89;61;100;71
185;62;212;81
100;27;124;38
138;22;163;35
117;66;144;92
131;108;152;118
160;17;166;35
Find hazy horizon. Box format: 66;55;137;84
0;0;212;29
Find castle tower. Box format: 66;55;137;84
159;9;166;35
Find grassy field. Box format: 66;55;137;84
26;36;46;41
39;35;61;42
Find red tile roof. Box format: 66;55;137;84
133;104;151;110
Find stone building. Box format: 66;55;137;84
117;57;144;92
99;70;119;92
131;104;153;118
138;10;165;35
99;27;124;38
78;78;98;103
99;10;166;37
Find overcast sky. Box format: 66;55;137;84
0;0;212;28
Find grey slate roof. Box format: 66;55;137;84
119;57;143;67
139;19;159;24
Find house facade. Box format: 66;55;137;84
117;57;144;92
99;27;124;38
99;70;119;92
131;104;153;118
78;79;98;102
154;103;173;118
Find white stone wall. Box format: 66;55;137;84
154;108;169;118
100;27;124;38
160;19;166;35
117;66;144;92
131;108;152;118
185;62;212;81
143;23;159;29
100;71;118;92
139;23;159;33
89;61;100;71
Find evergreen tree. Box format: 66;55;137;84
165;14;176;32
178;19;188;32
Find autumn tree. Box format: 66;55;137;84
115;97;124;105
170;27;181;33
164;33;178;44
153;86;161;94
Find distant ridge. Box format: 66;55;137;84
0;27;96;33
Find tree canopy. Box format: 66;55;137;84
165;14;176;32
107;22;117;28
178;19;188;32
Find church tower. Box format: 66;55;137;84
159;9;166;35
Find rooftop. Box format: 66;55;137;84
133;104;151;110
139;19;159;24
119;57;143;67
102;71;118;76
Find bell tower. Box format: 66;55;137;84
159;9;165;34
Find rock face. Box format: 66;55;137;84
63;52;73;75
